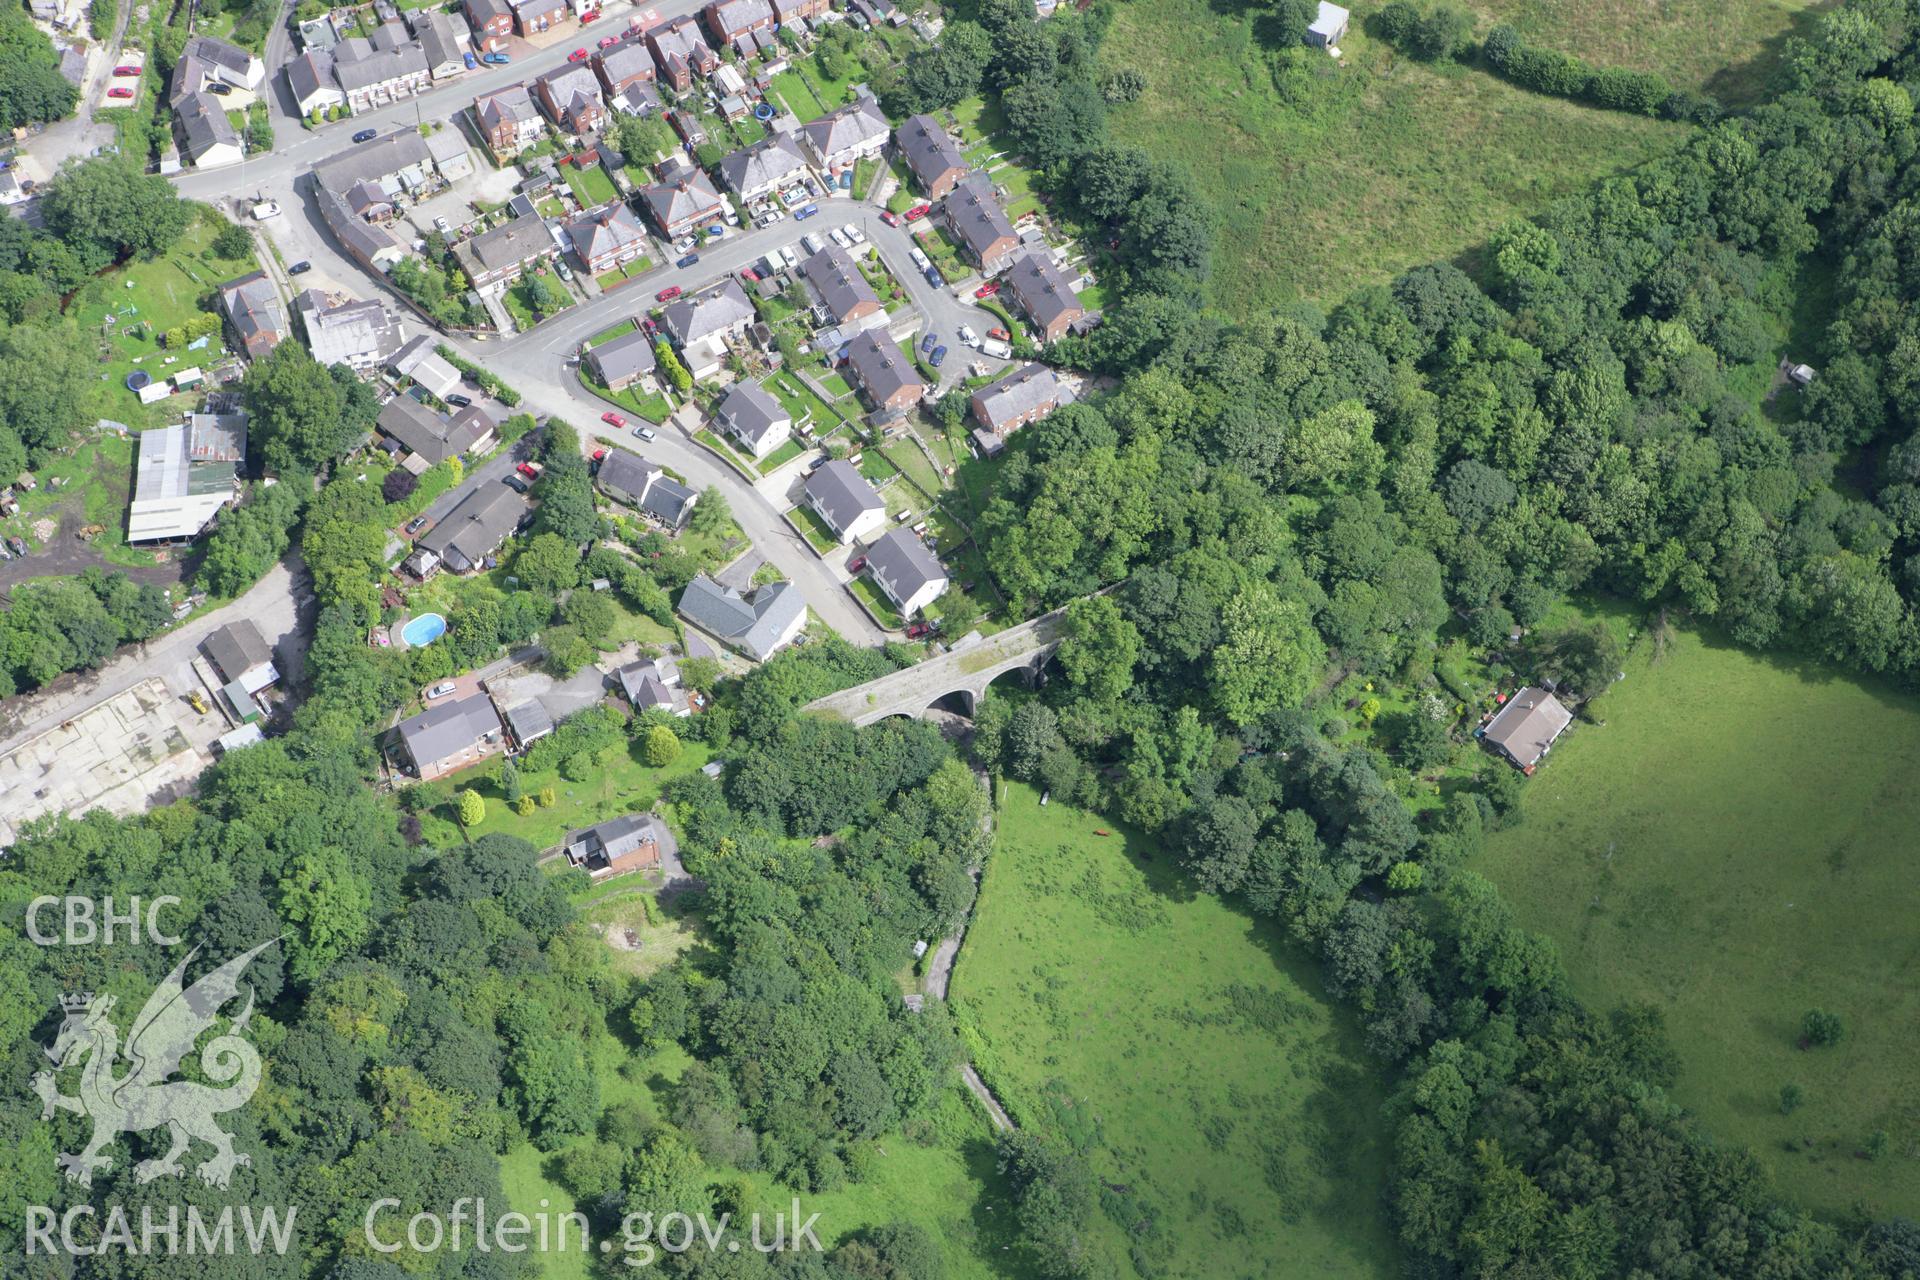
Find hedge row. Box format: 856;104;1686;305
1483;23;1720;123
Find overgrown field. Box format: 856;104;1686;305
1479;627;1920;1218
951;783;1399;1279
1099;0;1689;313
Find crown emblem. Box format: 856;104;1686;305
59;992;96;1013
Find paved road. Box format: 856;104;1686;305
0;555;310;760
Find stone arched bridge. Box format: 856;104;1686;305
803;608;1069;725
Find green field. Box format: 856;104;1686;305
1479;627;1920;1219
1099;0;1691;313
951;784;1399;1279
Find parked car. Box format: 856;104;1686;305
567;47;589;61
289;260;313;274
905;622;932;639
427;682;457;699
602;411;626;427
446;393;472;407
779;245;798;268
794;203;819;220
516;461;540;478
634;425;657;441
676;252;699;268
843;223;865;244
828;226;849;249
880;210;900;227
555;259;574;281
974;281;1000;299
923;266;942;286
930;344;948;367
904;203;930;221
112;64;140;76
433;215;451;233
464;50;477;68
920;332;938;354
591;448;607;461
107;86;133;98
958;324;978;345
483;51;511;64
404;515;429;535
598;34;618;47
656;284;682;302
353;127;378;143
847;556;867;574
987;326;1009;341
740;266;761;282
251;201;280;220
640;316;658;334
205;82;232;95
579;6;599;18
506;474;530;492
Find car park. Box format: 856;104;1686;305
656;285;682;301
289;260;312;274
676;252;699;268
634;425;657;441
353;128;378;142
602;411;626;427
107;86;134;98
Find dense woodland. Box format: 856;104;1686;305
8;0;1920;1278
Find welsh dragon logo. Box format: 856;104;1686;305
31;940;277;1190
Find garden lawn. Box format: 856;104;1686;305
952;784;1399;1279
1478;626;1920;1219
1100;0;1690;314
0;434;153;567
430;737;713;851
564;161;619;207
754;437;806;474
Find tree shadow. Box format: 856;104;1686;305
1702;2;1830;109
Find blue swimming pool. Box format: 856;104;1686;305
400;612;447;647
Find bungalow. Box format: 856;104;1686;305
592;37;655;97
843;329;925;414
638;164;725;238
565;201;649;274
395;691;505;780
377;396;497;466
712;381;791;459
647;16;716;92
941;171;1019;275
864;526;947;618
618;655;689;715
464;0;513;51
562;812;678;876
217;271;288;361
175;92;243;168
801;244;881;327
507;0;567;35
661;280;754;379
799;96;888;175
534;62;607;134
475;84;547;153
412;9;470;78
1002;251;1088;344
678;573;806;660
286;50;346;117
584;328;658;392
453;211;554;289
716;134;810;202
802;457;884;544
1305;0;1348;49
388;333;464;399
596;450;697;527
294;289;403;370
416;481;528;572
896;113;966;200
703;0;773;46
1480;687;1571;773
970;361;1065;451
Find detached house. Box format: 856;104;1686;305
638;163;724;237
1002;251;1089;343
563;812;678;876
464;0;513;51
712;382;792;459
661;280;754;380
395;692;505;780
970;362;1065;453
597;450;697;527
678;573;806;660
647;16;715;92
801;244;881;328
592;36;655;97
584;328;658;392
287;50;346;117
565;201;649;274
453;211;553;289
802;458;885;545
703;0;773;46
175;92;243;168
508;0;567;35
799;96;888;176
416;482;528;572
535;62;607;134
170;35;265;106
378;396;497;467
295;289;403;371
941;172;1019;275
619;657;689;716
218;271;288;361
864;527;947;618
716;135;809;201
896;113;966;200
843;329;925;414
412;9;470;78
1480;687;1571;774
475;84;546;153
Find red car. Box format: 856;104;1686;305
974;281;1000;299
847;556;867;574
601;411;625;428
107;87;134;98
516;461;540;478
987;326;1009;341
112;64;140;76
905;622;932;639
640;316;657;334
903;203;931;222
879;211;900;227
579;6;599;18
592;447;608;461
567;47;589;61
598;34;618;47
655;284;682;302
740;266;760;282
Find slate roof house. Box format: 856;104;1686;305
395;691;505;780
596;450;697;527
843;329;925;413
716;135;810;201
175;92;243;168
712;382;792;459
970;362;1065;451
534;62;607;134
317;187;408;271
287;50;347;116
412;8;469;78
941;172;1019;276
378;396;497;466
648;16;716;92
389;333;464;399
864;526;947;618
584;328;658;392
203;618;279;699
896;113;966;200
295;290;403;370
1480;687;1572;773
330;27;433;114
799;96;888;174
662;280;754;379
703;0;773;45
678;573;806;660
565;201;649;274
562;812;678;876
1002;251;1088;343
802;457;885;544
618;655;688;715
508;0;567;35
416;482;527;572
475;85;547;153
128;413;246;543
801;244;881;327
217;271;287;361
593;36;656;97
464;0;513;51
638;164;725;237
454;211;553;289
